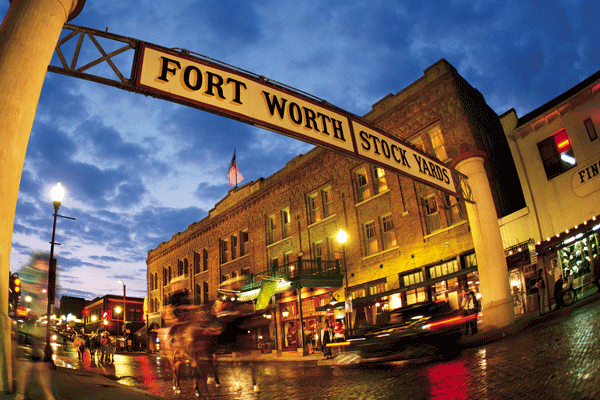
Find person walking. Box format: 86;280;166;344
535;276;547;315
321;320;333;359
73;334;86;361
462;291;480;335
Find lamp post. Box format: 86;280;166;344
119;279;126;349
336;229;351;335
44;183;62;362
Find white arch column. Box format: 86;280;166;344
454;150;515;331
0;0;85;391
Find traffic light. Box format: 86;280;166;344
9;273;21;315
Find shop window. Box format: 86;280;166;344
537;128;577;180
380;214;397;249
428;259;460;279
369;281;386;295
559;237;592;280
402;270;423;287
421;195;441;234
363;221;379;256
281;209;291;238
584;118;597;141
405;287;427;306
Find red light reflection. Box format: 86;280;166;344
426;360;468;399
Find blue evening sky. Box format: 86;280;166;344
2;0;599;301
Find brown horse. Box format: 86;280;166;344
159;298;260;397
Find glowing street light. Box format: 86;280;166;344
44;183;75;363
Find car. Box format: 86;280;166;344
345;300;467;363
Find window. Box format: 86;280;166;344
352;288;366;299
313;241;324;259
178;259;184;276
149;274;154;291
231;234;238;260
240;231;249;256
380;215;397;249
406;287;427;306
402;270;424;287
308;194;321;224
428;259;460;279
369;281;386;295
364;221;379;255
284;252;292;265
267;214;277;244
427;126;449;161
322;187;333;218
443;194;465;226
195;283;202;305
373;167;388;194
203;249;209;271
422;195;441;234
537;128;577;180
282;209;291;238
184;258;188;277
585;118;597;141
194;251;201;274
270;257;279;268
163;268;167;286
203;281;209;304
355;168;372;202
154;273;158;290
241;267;250;276
221;239;229;264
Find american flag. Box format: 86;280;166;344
227;151;244;187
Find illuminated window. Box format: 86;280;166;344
373;167;388;194
364;221;378;255
308;193;321;223
380;215;397;249
355;168;372;202
421;195;441;234
443;194;465;226
402;271;423;287
322;187;333;218
427;127;449;161
537;129;577;180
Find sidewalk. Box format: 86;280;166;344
3;290;598;399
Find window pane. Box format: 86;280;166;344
422;196;441;233
381;215;397;249
428;127;448;161
373;167;388;194
356;170;372;202
364;221;378;255
537;129;577;180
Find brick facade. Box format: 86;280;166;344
146;59;524;348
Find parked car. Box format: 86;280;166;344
346;300;466;363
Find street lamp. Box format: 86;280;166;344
43;183;75;363
336;229;351;335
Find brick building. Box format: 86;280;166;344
82;294;145;337
146;59;525;351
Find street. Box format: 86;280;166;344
47;300;600;399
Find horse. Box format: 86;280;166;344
160;296;260;397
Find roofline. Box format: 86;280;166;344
516;68;600;128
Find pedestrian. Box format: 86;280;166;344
535;276;546;315
547;259;563;311
321;320;333;359
14;252;57;400
462;291;479;335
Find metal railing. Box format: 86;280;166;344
242;257;341;290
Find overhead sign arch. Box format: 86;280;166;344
49;24;469;199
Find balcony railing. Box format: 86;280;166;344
241;257;341;291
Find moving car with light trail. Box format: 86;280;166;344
344;300;470;363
